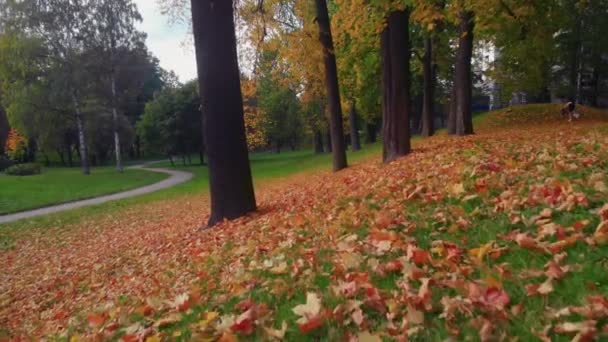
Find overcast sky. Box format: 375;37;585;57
133;0;197;83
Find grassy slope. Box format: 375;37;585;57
0;167;168;215
3;104;608;340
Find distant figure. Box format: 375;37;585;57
561;100;576;122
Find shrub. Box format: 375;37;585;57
0;155;13;171
5;163;41;176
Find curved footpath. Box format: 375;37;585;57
0;163;193;225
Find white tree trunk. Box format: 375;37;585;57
111;74;123;172
72;92;90;175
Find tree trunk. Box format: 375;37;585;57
325;130;332;153
0;106;8;155
111;74;123;172
168;155;175;167
421;36;434;137
315;0;347;171
381;10;411;163
191;0;256;227
67;145;73;167
591;65;600;107
72;92;90;175
349;101;361;151
313;130;324;154
199;147;206;165
575;43;584;104
365;122;377;143
447;86;457;134
454;11;475;136
57;148;66;166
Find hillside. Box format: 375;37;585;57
2;104;608;341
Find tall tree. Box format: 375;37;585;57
452;10;474;136
382;9;411;163
348;101;361;151
1;0;95;174
90;0;142;172
190;0;256;226
314;0;347;171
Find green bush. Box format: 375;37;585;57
0;156;13;171
5;163;42;176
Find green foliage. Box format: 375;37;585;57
4;163;41;176
137;81;203;159
257;51;305;151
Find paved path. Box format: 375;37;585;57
0;163;193;225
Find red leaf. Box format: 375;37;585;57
298;314;325;333
87;313;105;327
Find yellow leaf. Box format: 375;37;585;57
264;321;288;339
450;183;465;196
270;262;289;275
468;242;493;264
357;331;382;342
292;292;322;324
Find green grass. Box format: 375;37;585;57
0;166;168;215
0;144;384;231
154;143;384;186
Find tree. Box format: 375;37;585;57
315;0;347;171
190;0;256;226
1;0;96;174
382;9;412;163
452;10;474;136
0;105;7;155
90;0;143;172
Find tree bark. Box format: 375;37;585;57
313;130;324;154
349;101;361;151
381;10;411;163
72;92;90;175
453;10;475;136
365;122;377;143
0;106;8;155
447;85;457;134
191;0;256;227
111;74;123;172
325;129;332;153
314;0;347;171
421;36;434;137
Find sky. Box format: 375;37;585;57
133;0;197;83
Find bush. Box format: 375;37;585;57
5;163;42;176
0;155;13;171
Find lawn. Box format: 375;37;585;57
0;166;168;215
2;104;608;341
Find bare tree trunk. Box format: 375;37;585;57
575;43;584;104
381;10;411;163
421;36;434;137
365;122;377;143
313;130;324;154
325;129;332;153
454;11;475;136
191;0;256;226
447;86;457;134
111;74;123;172
349;101;361;151
72;92;90;175
315;0;347;171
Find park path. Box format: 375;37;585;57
0;163;193;225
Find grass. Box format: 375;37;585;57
4;104;608;340
0;166;168;215
0;143;384;231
